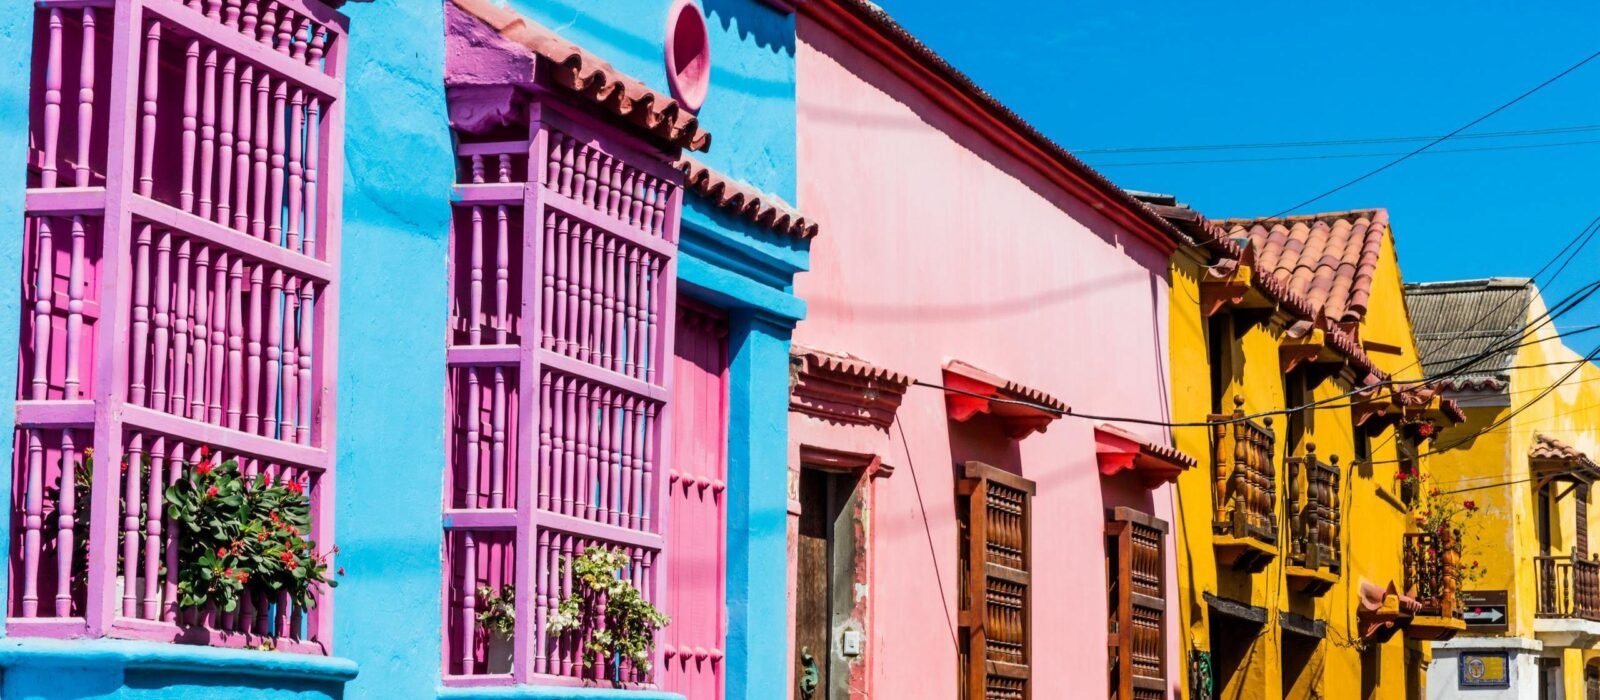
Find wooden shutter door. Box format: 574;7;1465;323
958;461;1034;700
1107;507;1169;700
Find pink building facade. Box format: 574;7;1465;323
788;2;1194;697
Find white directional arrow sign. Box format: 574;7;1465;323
1465;608;1505;623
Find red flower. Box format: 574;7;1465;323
1417;422;1436;438
200;445;212;459
337;567;346;577
280;551;298;565
236;571;249;583
206;485;219;498
287;480;304;495
1464;500;1477;511
195;462;213;476
217;547;227;558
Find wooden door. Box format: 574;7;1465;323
795;468;832;699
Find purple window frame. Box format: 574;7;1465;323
9;0;348;654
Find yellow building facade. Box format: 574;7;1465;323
1409;279;1600;699
1150;197;1466;700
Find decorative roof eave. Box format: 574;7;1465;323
941;361;1065;440
1093;424;1194;488
1218;209;1389;324
1358;580;1420;644
447;0;712;152
790;347;909;429
800;0;1195;255
1391;383;1467;425
1351;385;1399;428
678;157;820;240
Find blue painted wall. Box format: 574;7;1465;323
505;0;798;202
0;0;34;635
330;1;454;699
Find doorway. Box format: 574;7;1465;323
794;467;860;700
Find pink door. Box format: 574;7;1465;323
663;305;728;699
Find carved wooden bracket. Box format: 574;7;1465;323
790;347;909;429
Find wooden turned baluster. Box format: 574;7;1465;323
276;10;294;56
225;0;242;29
41;9;64;189
597;389;613;524
198;47;218;219
558;134;575;196
597;154;613;215
151;232;173;412
226;257;245;429
180;40;200;211
64;217;87;399
287;89;305;251
173;239;193;417
191;247;211;418
130;225;153;406
21;425;43;616
30;217;55;402
623;247;640;378
538;372;553;511
546;375;564;513
138;22;161;198
251;72;272;239
122;434;146;617
490;364;506;509
557;376;574;515
575;382;592;519
54;431;78;616
565;223;582;357
578;224;594;362
619;396;635;528
571;144;587;200
215;56;236;225
264;270;283;438
645;258;661;383
143;440;165;619
622;170;639;227
552;216;570;354
534;529;550;673
601;237;617;372
292;18;311;63
258;3;278;48
267;80;288;244
304;98;321;257
541;213;556;350
640;404;656;529
244;265;264;433
208;253;229;424
233;65;254;232
297;282;314;444
282;278;299;440
654;180;672;239
75;8;96;188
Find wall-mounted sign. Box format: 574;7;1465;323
1462;589;1510;633
1460;652;1511;689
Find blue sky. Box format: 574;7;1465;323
871;0;1600;335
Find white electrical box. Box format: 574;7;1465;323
841;628;863;656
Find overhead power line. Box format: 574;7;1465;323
1073;123;1600;155
1091;137;1600;168
1266;47;1600;218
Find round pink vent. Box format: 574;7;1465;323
665;0;711;112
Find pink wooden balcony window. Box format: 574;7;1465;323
661;306;728;698
443;98;682;687
8;0;347;654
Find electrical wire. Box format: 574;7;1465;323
1073;123;1600;155
1265;47;1600;218
1091;137;1600;168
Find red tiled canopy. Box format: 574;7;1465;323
1093;424;1195;488
941;361;1065;439
679;157;820;239
448;0;712;152
1217;209;1388;325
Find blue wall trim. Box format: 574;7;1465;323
439;686;686;700
0;638;359;682
0;0;35;634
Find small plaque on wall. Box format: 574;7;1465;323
1460;652;1511;689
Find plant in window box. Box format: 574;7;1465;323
477;584;515;674
163;449;339;623
1402;472;1482;615
45;451;165;602
547;546;670;683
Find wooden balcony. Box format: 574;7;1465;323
1210;396;1278;573
1536;554;1600;622
1404;533;1465;641
1285;447;1340;596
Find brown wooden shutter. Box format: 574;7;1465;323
958;461;1035;700
1580;484;1591;559
1107;507;1169;700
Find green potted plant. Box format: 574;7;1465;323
477;584;515;674
163;448;339;623
547;546;670;683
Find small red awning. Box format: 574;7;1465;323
1093;424;1195;488
941;361;1065;440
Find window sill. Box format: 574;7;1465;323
439;687;686;700
0;637;358;683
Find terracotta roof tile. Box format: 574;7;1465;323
1096;423;1197;469
1218;209;1388;325
678;157;819;239
1532;433;1591;463
448;0;711;152
1404;278;1532;394
792;346;909;387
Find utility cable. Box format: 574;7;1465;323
1265;47;1600;217
1093;137;1600;168
1074;123;1600;155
